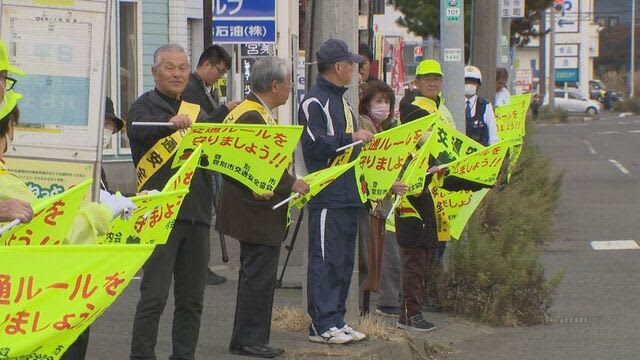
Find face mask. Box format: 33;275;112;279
103;128;113;149
464;84;478;97
370;102;390;122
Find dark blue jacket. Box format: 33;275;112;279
298;76;363;209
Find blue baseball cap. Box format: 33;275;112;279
316;39;365;65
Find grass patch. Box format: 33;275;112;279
435;132;565;326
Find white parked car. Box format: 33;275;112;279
544;89;602;115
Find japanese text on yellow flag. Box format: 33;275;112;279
171;123;303;195
399;121;484;196
135;101;200;192
0;244;155;359
357;115;433;200
289;161;357;210
96;189;188;245
425;120;484;166
444;139;512;186
98;147;200;245
0;179;92;246
495;102;526;140
428;183;490;240
509;93;532;121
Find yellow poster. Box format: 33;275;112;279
164;145;203;192
399;141;431;196
96;189;188;245
0;179;92;246
289;161;356;209
445;139;512;186
172;123;303;195
0;244;155;359
357;115;432;200
424;120;484;166
4;158;94;199
495;102;526;140
430;187;490;241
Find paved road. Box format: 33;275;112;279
448;113;640;359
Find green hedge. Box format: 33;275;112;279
435;134;564;326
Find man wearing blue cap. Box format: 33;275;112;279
299;38;373;344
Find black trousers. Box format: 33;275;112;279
130;221;210;360
229;242;281;348
60;328;89;360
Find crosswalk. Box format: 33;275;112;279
590;240;640;251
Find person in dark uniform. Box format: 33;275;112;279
463;66;499;146
181;45;239;286
127;43;216;360
216;56;309;359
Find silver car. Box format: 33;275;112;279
545;89;602;115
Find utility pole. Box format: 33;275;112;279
471;0;499;102
549;8;556;108
631;0;637;98
203;0;212;47
304;0;360;322
539;10;547;98
440;0;465;130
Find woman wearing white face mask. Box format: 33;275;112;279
463;66;499;146
357;80;408;315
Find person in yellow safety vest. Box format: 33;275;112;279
394;59;488;332
399;59;455;144
0;38;136;245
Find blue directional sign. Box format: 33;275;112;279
212;0;277;44
555;69;579;83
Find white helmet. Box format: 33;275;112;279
464;65;482;85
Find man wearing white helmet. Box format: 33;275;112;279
464;66;499;146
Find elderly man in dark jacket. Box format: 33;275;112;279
298;39;373;345
216;56;309;359
126;43;215;360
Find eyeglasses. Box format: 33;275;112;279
1;76;17;91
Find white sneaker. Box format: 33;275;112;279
341;324;366;341
308;327;353;344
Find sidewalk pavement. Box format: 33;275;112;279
85;261;493;359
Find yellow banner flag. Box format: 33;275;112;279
172;124;303;195
164;145;203;192
400;120;483;197
399;141;431;196
509;93;532;120
429;186;490;241
289;161;357;209
424;120;484;166
0;179;92;246
357;115;433;200
0;244;155;359
444;139;512;186
96;189;189;245
495;102;526;140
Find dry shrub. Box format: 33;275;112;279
356;315;408;341
272;306;311;332
435;134;564;326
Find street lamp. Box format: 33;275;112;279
631;0;636;98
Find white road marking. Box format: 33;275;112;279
132;276;141;280
591;240;639;251
608;159;630;175
582;139;597;155
629;130;640;133
598;131;620;135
